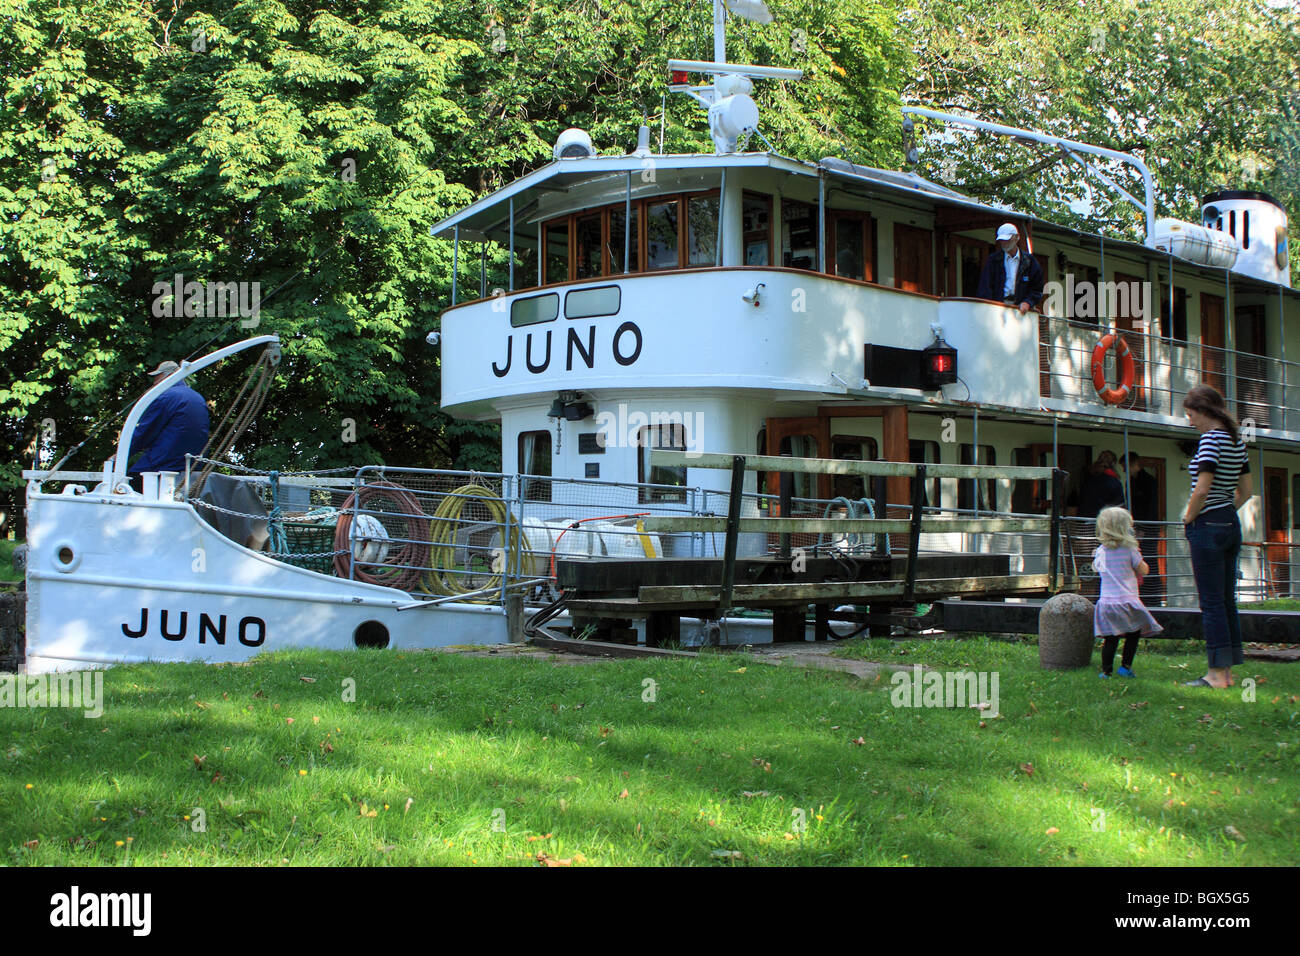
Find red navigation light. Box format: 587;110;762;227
670;70;690;85
921;337;958;389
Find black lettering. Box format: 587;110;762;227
160;609;188;641
122;608;147;639
238;616;266;647
199;613;227;645
613;321;642;366
525;331;552;373
492;336;513;377
566;326;595;371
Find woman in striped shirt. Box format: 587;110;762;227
1181;385;1253;689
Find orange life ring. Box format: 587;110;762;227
1091;333;1135;405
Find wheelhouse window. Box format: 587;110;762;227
543;221;570;285
574;213;603;281
686;193;720;266
646;198;682;271
638;425;688;503
608;206;640;273
782;199;819;270
519;430;553;502
536;189;778;286
827;212;876;282
743;193;773;266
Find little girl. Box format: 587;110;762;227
1093;506;1163;677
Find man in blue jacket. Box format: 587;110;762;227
127;360;210;490
975;222;1045;313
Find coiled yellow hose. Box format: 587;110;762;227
421;483;522;598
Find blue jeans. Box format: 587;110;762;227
1185;508;1243;668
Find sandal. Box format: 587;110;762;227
1183;677;1214;687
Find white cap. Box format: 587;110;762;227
996;223;1019;241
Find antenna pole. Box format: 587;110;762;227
714;0;725;64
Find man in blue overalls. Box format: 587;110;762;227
975;222;1045;314
127;361;210;492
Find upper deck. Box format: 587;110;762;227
433;151;1300;439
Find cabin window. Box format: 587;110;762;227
544;221;570;285
646;199;681;271
1228;210;1236;238
908;439;942;509
743;193;772;265
830;435;879;500
574;213;603;280
565;285;621;320
1242;210;1250;250
686;193;720;266
824;212;877;282
510;293;559;327
958;444;997;512
833;217;865;280
638;424;688;503
519;431;553;502
781;199;819;270
608;206;640;273
1159;286;1188;342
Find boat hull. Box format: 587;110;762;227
22;489;505;673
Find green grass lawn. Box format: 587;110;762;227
1250;598;1300;611
1;639;1296;866
0;539;22;584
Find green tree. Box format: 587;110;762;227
903;0;1300;283
1;0;908;534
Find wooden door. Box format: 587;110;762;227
1234;305;1270;427
1264;466;1290;596
894;224;934;294
1200;293;1226;394
1113;272;1148;410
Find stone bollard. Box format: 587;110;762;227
1038;593;1095;670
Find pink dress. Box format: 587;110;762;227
1093;545;1163;637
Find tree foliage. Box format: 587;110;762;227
902;0;1300;280
0;0;906;530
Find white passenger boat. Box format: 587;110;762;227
18;0;1299;672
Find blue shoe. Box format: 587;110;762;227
1099;671;1111;679
1116;666;1136;678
